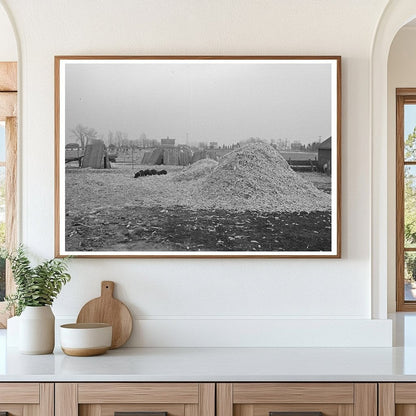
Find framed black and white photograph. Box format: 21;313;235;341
55;56;341;258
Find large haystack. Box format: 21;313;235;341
173;158;218;182
193;142;331;212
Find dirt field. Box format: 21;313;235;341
65;161;332;252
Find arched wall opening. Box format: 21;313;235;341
372;0;416;319
387;19;416;313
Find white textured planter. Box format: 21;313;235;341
19;306;55;354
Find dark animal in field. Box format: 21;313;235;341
134;169;168;178
134;170;145;178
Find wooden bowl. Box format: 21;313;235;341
60;323;112;356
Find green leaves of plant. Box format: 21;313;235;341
5;246;71;315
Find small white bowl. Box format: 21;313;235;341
60;323;112;356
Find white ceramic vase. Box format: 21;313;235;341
19;306;55;354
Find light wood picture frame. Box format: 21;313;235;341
55;56;341;258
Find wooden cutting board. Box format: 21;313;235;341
76;281;133;349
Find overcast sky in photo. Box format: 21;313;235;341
65;60;332;146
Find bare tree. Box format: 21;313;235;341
123;133;130;148
70;124;98;151
107;130;114;146
139;133;147;147
114;130;123;148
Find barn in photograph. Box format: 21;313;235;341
318;136;331;173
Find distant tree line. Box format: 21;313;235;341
70;124;324;154
70;125;159;151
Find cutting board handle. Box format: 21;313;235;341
101;281;115;298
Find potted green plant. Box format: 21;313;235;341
5;246;71;354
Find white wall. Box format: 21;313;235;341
387;26;416;312
0;0;393;347
0;3;16;62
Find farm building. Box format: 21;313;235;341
318;136;331;173
191;150;217;164
161;137;175;147
209;141;219;149
141;146;192;166
65;142;84;166
81;139;111;169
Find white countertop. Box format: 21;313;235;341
2;345;416;382
2;313;416;382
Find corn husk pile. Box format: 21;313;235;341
66;143;330;216
173;158;218;181
192;143;331;212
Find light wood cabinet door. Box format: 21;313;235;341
55;383;215;416
378;383;416;416
0;383;53;416
217;383;377;416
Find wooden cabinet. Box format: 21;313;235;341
0;380;411;416
53;381;381;416
379;383;416;416
217;383;377;416
55;383;215;416
0;383;53;416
